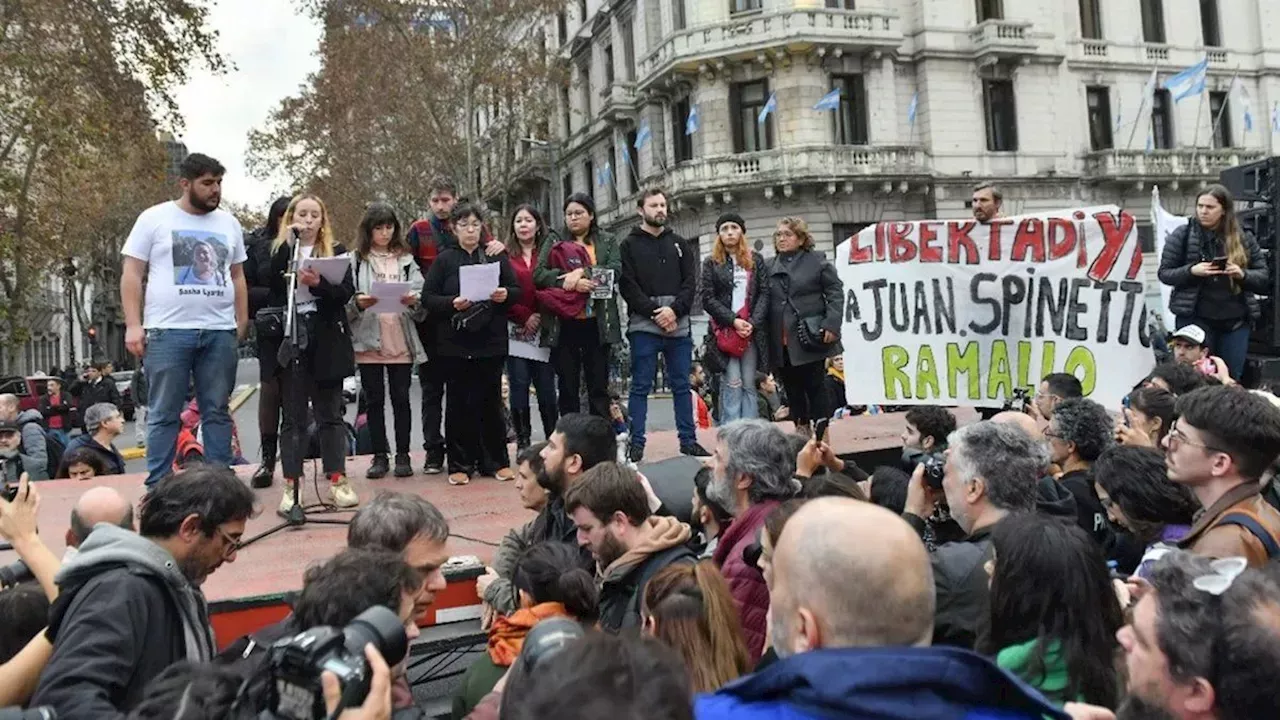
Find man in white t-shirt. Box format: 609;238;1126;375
120;153;249;487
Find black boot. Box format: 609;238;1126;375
514;409;532;451
252;434;277;488
367;454;390;479
538;402;559;442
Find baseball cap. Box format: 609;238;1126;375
0;419;19;435
1171;325;1207;346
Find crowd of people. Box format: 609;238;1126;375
4;158;1280;720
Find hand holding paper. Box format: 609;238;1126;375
367;282;412;314
459;263;500;302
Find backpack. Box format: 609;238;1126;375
19;417;65;478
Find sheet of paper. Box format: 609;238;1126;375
509;325;551;363
368;282;412;314
459;262;500;302
295;254;350;300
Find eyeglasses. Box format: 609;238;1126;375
454;221;482;230
565;210;589;219
215;527;242;558
1166;422;1227;454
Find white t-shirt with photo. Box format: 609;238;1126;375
121;201;247;330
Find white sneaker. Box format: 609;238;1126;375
278;480;297;516
329;476;359;508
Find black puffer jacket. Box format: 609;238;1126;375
700;251;771;370
1157;220;1268;321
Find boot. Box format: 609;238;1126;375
252;434;277;489
513;409;532;451
538;403;559;443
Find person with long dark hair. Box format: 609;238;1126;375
505;205;558;449
699;213;768;424
269;193;359;513
764;217;843;435
981;513;1123;708
348;203;425;480
533;193;621;420
1092;445;1199;575
1158;183;1269;380
423;203;520;486
1114;385;1176;448
245;195;292;488
641;560;750;694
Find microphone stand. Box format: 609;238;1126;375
241;230;350;549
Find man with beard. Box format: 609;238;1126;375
691;466;733;558
532;413;618;556
121;153;249;488
31;465;255;718
706;419;799;662
695;498;1066;720
619;188;708;462
1067;550;1280;720
565;462;696;633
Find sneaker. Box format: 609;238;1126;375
680;442;711;458
628;444;645;463
251;464;274;489
329;476;359;508
393;453;413;477
367;455;390;480
423;454;445;475
494;467;515;481
278;480;298;516
448;472;471;486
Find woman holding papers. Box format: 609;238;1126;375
505;204;558;451
423;203;521;486
269;193;359;513
348;203;426;480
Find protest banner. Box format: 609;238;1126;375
1152;187;1186;331
835;206;1156;409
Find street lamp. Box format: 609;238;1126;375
60;258;76;368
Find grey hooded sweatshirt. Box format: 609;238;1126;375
31;524;216;719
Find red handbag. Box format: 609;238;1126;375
714;305;751;358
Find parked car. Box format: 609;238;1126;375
0;376;51;414
111;371;136;421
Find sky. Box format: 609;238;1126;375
172;0;323;210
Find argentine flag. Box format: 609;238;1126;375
1163;57;1208;102
1233;77;1254;132
907;92;919;128
634;120;651;149
814;88;841;112
686;105;700;135
758;92;777;125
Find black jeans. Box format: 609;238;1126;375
419;356;445;456
359;363;414;455
553;318;611;419
442;355;508;474
776;358;829;425
280;363;346;479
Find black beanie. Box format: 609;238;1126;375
716;212;746;232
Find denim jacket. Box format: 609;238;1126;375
346;252;429;365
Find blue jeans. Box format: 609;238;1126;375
628;332;695;448
719;342;759;423
506;356;557;413
144;329;238;486
1176;316;1250;381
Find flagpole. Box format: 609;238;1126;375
1125;62;1158;151
1208;65;1242;148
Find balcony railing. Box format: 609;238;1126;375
636;8;901;88
662;145;928;197
969;19;1039;64
1082;148;1267;179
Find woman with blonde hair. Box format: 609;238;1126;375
699;213;769;423
764;217;844;435
1159;183;1268;380
269;193;359;513
641;560;750;694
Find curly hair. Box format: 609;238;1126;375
1050;398;1114;463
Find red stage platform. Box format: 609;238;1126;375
1;414;931;649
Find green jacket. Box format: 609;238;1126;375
452;652;506;720
996;638;1080;708
533;228;623;346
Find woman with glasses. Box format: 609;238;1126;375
423;204;520;486
533;193;622;419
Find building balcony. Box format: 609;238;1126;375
597;82;638;121
663;145;929;198
968;19;1042;66
636;7;902;92
1082;148;1268;183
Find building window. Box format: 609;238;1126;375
833;223;874;246
1151;89;1173;149
673;0;686;31
1200;0;1221;47
577;58;591;118
562;173;573;204
1078;0;1102;39
1086;87;1114;151
731;0;762;15
975;0;1003;21
584;158;595;201
732;80;772;153
832;75;869;145
1210;91;1232;148
557;11;567;45
621;16;636;81
576;0;587;23
1140;0;1165;43
603;44;615;86
825;0;856;8
561;86;572;136
623;130;638;194
672;96;693;162
982;79;1018;152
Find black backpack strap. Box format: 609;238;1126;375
1218;512;1280;559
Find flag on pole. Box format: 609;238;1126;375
813;88;841;112
634;120;651;149
1142;66;1159;107
1273;102;1280;133
1163;56;1208;102
1145;130;1154;154
685;105;700;135
758;92;777;125
907;92;919;128
1233;76;1254;132
1115;93;1123;134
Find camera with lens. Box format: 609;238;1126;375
1002;386;1032;413
0;558;33;589
920;453;946;490
255;605;408;720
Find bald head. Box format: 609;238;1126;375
0;394;17;418
991;410;1041;439
67;487;134;547
770;497;933;656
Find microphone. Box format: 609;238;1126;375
290;227;301;242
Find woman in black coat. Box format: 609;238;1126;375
423;203;521;486
244;194;292;489
269;193;358;514
765;216;844;434
1158;184;1268;380
699;212;769;423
